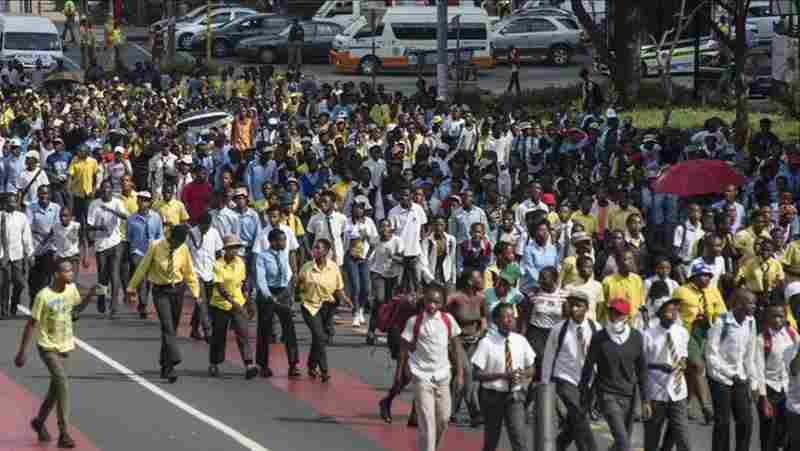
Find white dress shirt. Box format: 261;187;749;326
16;168;48;207
756;326;797;396
673;220;704;263
187;226;223;282
541;319;600;386
53;220;80;258
706;312;759;390
369;236;403;279
343;216;379;257
472;331;536;392
307;211;347;266
388;203;428;257
783;344;800;414
422;233;458;285
514;198;549;228
87;198;125;252
0;210;33;262
401;310;462;382
643;323;690;402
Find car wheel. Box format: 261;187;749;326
358;56;380;75
549;45;571;66
259;47;276;64
212;39;229;58
178;33;192;49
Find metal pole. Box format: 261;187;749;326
693;5;701;100
456;15;461;104
371;7;376;92
206;0;212;63
534;383;557;451
436;0;448;101
168;0;176;65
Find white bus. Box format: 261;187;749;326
329;6;495;75
0;15;63;71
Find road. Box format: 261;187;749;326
61;42;591;94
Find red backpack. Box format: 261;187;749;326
409;311;452;352
375;293;418;333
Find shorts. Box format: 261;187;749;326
388;327;402;360
688;324;708;364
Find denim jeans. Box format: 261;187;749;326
344;254;370;310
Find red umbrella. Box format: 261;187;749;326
653;159;745;197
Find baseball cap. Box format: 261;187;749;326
607;298;631;316
566;290;590;305
689;261;713;279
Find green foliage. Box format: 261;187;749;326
772;81;800;119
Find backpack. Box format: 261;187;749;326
410;311;453;352
550;319;599;379
375;293;417;333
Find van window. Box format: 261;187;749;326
557;18;580;30
447;24;487;40
355;24;384;39
4;32;60;51
392;23;437;40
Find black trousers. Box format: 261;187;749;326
479;388;527;451
256;289;298;369
786;409;800;450
758;386;787;451
190;281;213;332
152;284;184;369
644;398;691;451
3;259;26;312
507;70;521;94
555;379;598;451
598;391;635;451
72;195;90;242
28;251;55;299
209;305;252;366
709;378;753;451
302;303;333;372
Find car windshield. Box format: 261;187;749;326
4;32;60;51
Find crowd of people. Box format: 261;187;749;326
2;55;799;451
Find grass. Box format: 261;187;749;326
624;107;800;139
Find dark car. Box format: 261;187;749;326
235;20;343;64
190;13;294;57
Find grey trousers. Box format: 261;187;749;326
209;305;252;366
96;244;122;313
479;388;527;451
645;398;691;451
599;391;635;451
555;379;598;451
452;337;481;421
37;348;69;432
287;41;302;69
152;284;184;368
131;253;151;308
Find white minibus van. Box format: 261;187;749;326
0;15;63;71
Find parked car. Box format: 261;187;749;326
190;14;294;57
513;7;575;18
173;7;257;50
235;20;344;64
746;0;780;45
150;2;241;34
491;15;583;66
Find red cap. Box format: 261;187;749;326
542;193;556;206
608;298;631;316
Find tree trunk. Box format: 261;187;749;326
661;66;674;130
611;0;643;106
734;6;749;143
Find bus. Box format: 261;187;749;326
329;6;495;75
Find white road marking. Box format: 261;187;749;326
61;53;80;70
131;43;152;58
18;305;271;451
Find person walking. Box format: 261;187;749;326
579;298;650;451
187;212;222;341
127;224;202;384
87;180;126;319
287;19;304;73
125;191;164;319
254;228;300;378
540;290;600;451
15;259;94;449
26;185;60;299
506;46;521;95
472;302;535;451
399;286;463;451
0;191;33;317
61;0;78;45
207;234;258;379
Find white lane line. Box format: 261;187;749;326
131;43;152;58
61;53;80;70
18;305;271;451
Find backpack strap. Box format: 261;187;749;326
411;311;452;351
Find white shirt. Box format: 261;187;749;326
514;198;549;228
673;220;704;263
541;319;600;387
783;344;800;414
643;323;690;402
53;220;80;259
16;168;48;207
388;203;428;257
706;312;759;390
148;152;178;196
0;210;33;261
343;217;378;257
187;226;223;282
472;331;535;392
307;211;347;266
369;236;403;278
756;326;797;396
401;311;462;382
252;223;299;281
87;198;125;252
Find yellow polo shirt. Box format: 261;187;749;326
128;239;200;298
560;255;580;288
299;259;344;316
599;272;644;324
782;241;800;277
118;191;138;239
282;213;305;239
31;284;82;353
571;211;597;236
672;282;727;332
68;156;98;197
210;256;247;311
733;227;770;261
154;198;190;228
608;206;642;232
736;256;796;328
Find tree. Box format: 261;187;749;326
709;0;752;143
648;0;709;129
571;0;645;106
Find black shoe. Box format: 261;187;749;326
165;366;178;383
470;416;484;428
366;333;376;345
57;432;76;449
31;418;50;442
97;297;106;314
320;371;330;383
308;367;319;379
288;366;301;378
245;366;258;380
407;414;418;428
10;304;17;316
702;407;714;426
160;366;167;379
269;334;278;344
208;365;219;377
139;311;148;320
379;398;392;424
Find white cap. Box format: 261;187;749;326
114;145;125;154
25;150;39;161
786;281;800;300
606;108;617;119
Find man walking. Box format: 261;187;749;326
399;287;463;451
507;46;521;95
287;19;304;73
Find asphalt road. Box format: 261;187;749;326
61;42;591;94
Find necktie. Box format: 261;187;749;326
505;337;514;392
326;215;337;262
273;251;284;286
167;247;175;281
762;261;771;294
576;323;586;362
666;331;684;392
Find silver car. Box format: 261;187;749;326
491;15;583;66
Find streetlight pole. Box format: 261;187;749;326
206;0;212;63
371;7;376;92
436;0;448;101
167;0;176;65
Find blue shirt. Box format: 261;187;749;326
520;238;559;292
46;151;72;176
237;208;261;250
26;201;61;255
254;249;290;300
300;170;329;198
126;211;164;257
245;160;277;202
3;153;24;193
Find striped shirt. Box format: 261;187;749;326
529;289;567;329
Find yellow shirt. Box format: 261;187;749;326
299;259;344;316
782;240;800;277
31;284;82;353
599;273;644;324
128;239;200;298
737;256;785;294
154;198;190;228
571;211;597;236
118;191;138;240
559;255;580;288
282;213;305;238
608;206;641;232
673;282;727;332
484;264;500;290
210;256;247;311
68;157;98;197
733;227;770;260
332;181;352;207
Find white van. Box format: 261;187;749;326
330;6;495;75
0;15;63;71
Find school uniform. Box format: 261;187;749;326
755;325;798;451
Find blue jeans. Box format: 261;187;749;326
344;254;370;310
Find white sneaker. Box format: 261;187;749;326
358;309;366;325
352;316;361;328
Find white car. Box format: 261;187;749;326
173;7;257;50
746;0;780;45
